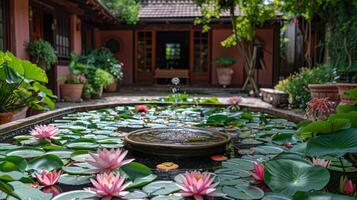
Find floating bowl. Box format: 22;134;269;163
124;127;231;157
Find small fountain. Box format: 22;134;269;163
124;127;231;157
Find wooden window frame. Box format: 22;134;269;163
54;13;71;62
0;0;10;51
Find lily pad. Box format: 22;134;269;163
142;181;180;195
62;166;92;175
265;157;330;196
7;181;52;200
52;190;95;200
127;174;157;189
27;154;63;172
6;147;45;158
222;185;264;199
58;174;92;185
123;190;148;199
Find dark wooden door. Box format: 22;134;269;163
190;31;210;85
135;31;155;84
31;10;44;41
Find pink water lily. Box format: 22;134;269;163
248;162;265;182
34;170;61;187
343;179;357;195
86;148;134;173
312;157;331;168
30;124;58;140
227;96;242;107
175;171;225;200
135;105;149;113
85;172;129;200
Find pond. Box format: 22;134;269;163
0;104;355;200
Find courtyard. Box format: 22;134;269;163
0;0;356;200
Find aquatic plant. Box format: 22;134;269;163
175;171;224;200
135;105;149;113
86;148;134;173
86;172;129;200
30;124;58;140
311;158;331;168
248;162;265;182
227;96;242;108
34;170;61;187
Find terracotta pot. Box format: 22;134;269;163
216;67;234;88
60;84;83;102
308;84;340;102
104;79;118;92
0;107;28;125
337;83;357;104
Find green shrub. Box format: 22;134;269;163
26;39;57;71
213;56;236;66
94;69;113;90
275;64;334;108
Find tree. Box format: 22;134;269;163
100;0;140;24
194;0;276;92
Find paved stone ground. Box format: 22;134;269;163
56;86;270;109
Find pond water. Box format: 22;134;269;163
1;104;355;200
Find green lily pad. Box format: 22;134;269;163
27;154;63;172
151;195;183;200
6;147;45;158
123;190;148;199
70;151;91;162
121;162;152;180
62;166;92;175
262;193;292;200
0;156;27;172
7;181;52;200
222;185;264;199
127;174;157;189
142;181;180;195
293;191;354;200
265;157;330;196
52;190;95;200
252;145;284;155
45;150;73;159
66;142;99;150
58;174;92;185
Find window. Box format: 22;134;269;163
55;15;70;59
165;43;181;60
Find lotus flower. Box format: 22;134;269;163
86;148;134;173
30;124;58;140
86;173;129;200
135;105;149;113
248;162;265;182
312;158;331;168
227;96;242;107
343;179;357;195
305;97;335;120
175;171;225;200
34;170;61;187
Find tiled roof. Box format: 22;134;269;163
139;0;237;19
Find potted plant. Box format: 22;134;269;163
0;51;56;124
87;48;123;92
60;74;86;102
82;82;93;101
92;69;113;99
308;83;339;102
26;39;57;71
214;56;235;88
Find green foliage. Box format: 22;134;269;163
275;64;334;108
88;48;123;80
82;82;93;97
94;69;113;90
26;39;57;71
0;51;56;112
213;56;236;66
100;0;140;24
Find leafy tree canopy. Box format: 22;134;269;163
100;0;140;24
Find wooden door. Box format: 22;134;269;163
190;31;210;85
135;31;155;84
31;10;44;41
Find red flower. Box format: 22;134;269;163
211;155;228;161
344;179;357;194
248;162;265;182
135;105;149;113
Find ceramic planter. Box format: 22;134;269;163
60;84;83;101
0;107;28;125
308;84;339;102
216;67;234;88
337;83;357;104
104;78;118;92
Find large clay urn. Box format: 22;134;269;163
60;84;83;102
0;107;28;125
308;84;339;102
216;67;234;88
337;83;357;104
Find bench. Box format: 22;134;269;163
154;69;189;85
